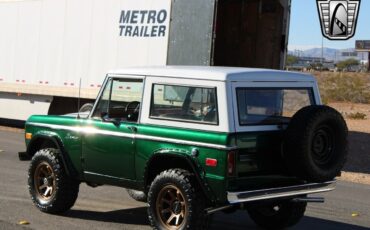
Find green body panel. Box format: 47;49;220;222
82;119;137;183
25;115;294;205
26;115;85;177
25;115;233;203
135;124;230;202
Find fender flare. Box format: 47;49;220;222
144;149;216;203
27;133;77;177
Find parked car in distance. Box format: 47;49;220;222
20;66;348;230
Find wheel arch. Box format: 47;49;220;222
27;134;77;177
144;149;215;203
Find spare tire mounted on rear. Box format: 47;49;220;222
283;105;348;182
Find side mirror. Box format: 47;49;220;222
100;112;108;120
100;112;120;126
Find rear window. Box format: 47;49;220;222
150;84;218;124
236;88;314;125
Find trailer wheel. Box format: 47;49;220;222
28;148;79;214
247;200;307;229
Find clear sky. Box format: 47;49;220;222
288;0;370;50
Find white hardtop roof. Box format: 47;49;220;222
108;66;315;82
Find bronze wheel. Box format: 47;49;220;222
34;161;56;201
28;148;79;214
156;185;187;229
148;169;209;230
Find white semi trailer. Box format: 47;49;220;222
0;0;291;125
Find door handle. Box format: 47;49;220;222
127;126;137;133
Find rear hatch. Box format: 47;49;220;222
228;82;317;191
235;130;285;177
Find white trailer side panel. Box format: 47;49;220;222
0;0;171;89
0;0;171;121
37;0;66;86
0;92;52;121
0;3;18;84
15;1;42;86
88;0;121;88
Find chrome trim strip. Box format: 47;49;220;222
227;180;336;204
84;171;123;180
27;122;134;138
134;134;235;150
27;122;78;132
27;122;236;150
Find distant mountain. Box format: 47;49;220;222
288;47;364;62
300;48;338;60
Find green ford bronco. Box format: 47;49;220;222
20;66;348;229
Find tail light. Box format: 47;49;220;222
227;151;236;176
205;158;218;167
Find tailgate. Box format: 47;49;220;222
234;130;285;177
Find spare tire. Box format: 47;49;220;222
283;105;348;182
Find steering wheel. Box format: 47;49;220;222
125;101;140;114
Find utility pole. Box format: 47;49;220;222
321;36;324;73
355;40;370;72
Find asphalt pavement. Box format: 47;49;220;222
0;129;369;230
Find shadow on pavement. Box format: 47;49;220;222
64;207;148;225
211;211;370;230
344;131;370;174
295;216;370;230
63;207;369;230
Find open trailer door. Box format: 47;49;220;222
213;0;291;69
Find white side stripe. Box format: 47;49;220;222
27;122;236;150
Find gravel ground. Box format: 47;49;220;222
330;102;370;124
328;103;370;176
0;126;24;133
340;172;370;185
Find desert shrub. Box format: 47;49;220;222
346;112;367;120
336;58;360;71
316;73;370;104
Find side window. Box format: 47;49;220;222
150;84;218;124
236;88;314;125
92;78;143;122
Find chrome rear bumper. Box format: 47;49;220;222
227;180;336;204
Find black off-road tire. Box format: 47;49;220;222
283;105;348;182
148;169;210;230
126;189;147;202
28;148;80;214
247;200;307;229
